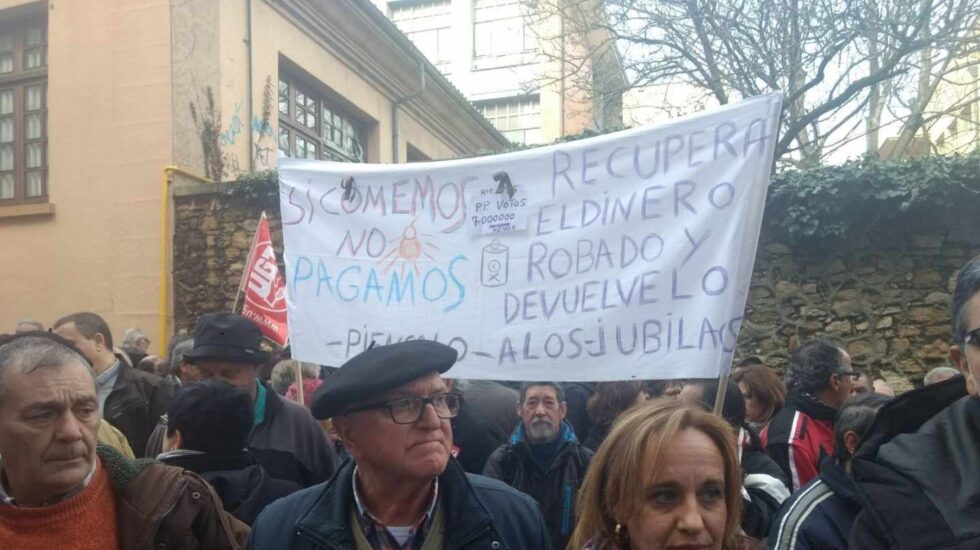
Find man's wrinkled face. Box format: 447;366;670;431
951;292;980;397
178;360;202;384
519;385;567;444
136;337;151;353
0;360;99;506
335;372;453;482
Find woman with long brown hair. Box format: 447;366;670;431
732;365;786;431
583;381;650;451
570;399;759;550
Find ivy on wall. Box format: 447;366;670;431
222;149;979;248
765;152;979;248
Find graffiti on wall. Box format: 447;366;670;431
189;86;224;180
192;76;277;180
253;76;275;170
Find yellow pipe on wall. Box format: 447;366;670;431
158;166;214;356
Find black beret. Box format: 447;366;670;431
311;340;458;420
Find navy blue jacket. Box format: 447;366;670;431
767;456;861;549
248;456;551;549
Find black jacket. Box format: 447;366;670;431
104;363;174;459
248;456;551;549
767;456;861;549
741;446;791;539
452;380;521;474
249;384;337;488
848;376;979;550
158;449;301;526
582;421;610;452
562;382;595;444
482;422;593;550
146;381;337;488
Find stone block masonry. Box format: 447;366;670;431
173;182;978;391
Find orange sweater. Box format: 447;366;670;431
0;464;119;550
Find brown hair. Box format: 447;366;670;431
569;399;743;550
733;364;786;423
587;381;646;427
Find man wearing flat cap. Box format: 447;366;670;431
248;339;551;550
148;313;336;488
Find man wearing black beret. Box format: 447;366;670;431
248;339;551;550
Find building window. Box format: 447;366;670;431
476;95;541;144
473;0;537;58
0;18;46;203
277;73;366;163
389;1;453;72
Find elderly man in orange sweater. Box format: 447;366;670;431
0;331;249;549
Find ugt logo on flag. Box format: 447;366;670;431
240;212;289;346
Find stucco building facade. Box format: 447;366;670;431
0;0;506;351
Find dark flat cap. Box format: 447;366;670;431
311;340;458;420
183;313;270;364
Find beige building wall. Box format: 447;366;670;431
1;0;504;352
0;0;172;348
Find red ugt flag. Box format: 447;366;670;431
240;212;289;346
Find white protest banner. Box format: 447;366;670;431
280;93;783;381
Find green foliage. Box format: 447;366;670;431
765;151;979;247
223;149;979;248
226;169;278;204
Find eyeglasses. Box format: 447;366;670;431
966;328;980;347
836;369;862;382
344;392;463;424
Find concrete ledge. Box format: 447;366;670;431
0;202;55;219
172;179;235;198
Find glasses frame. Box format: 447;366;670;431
343;392;463;425
836;368;863;382
965;328;980;347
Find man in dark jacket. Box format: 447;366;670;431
763;338;858;490
0;332;248;548
158;379;300;525
451;379;521;473
54;311;174;458
158;313;336;488
768;392;890;549
483;382;593;550
249;340;551;549
847;255;980;549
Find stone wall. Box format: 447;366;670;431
172;183;285;332
740;235;977;393
172;182;979;391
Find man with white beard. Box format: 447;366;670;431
483;382;593;550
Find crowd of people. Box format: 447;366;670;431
0;253;977;549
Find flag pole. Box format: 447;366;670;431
712;372;730;415
293;361;305;405
233;212;266;313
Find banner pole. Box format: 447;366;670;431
293;361;304;405
233;212;265;313
712;372;730;416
